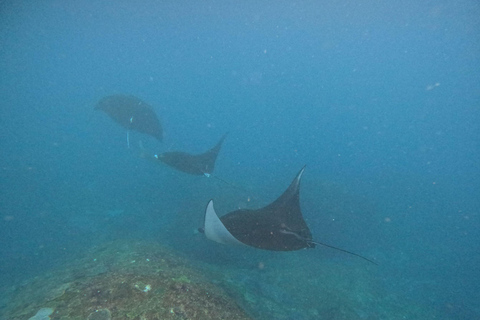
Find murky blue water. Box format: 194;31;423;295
1;1;478;319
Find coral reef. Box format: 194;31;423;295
28;308;54;320
2;240;251;320
87;308;111;320
0;239;441;319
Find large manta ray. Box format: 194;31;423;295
200;166;377;264
154;133;228;176
96;94;163;142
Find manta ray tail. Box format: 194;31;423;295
206;174;252;194
310;240;378;265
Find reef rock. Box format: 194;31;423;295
2;240;251;320
28;308;54;320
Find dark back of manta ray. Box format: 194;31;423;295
158;133;227;175
219;169;313;251
96;94;163;141
160;152;218;175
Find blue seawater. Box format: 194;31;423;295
0;1;478;319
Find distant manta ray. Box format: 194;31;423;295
154;133;228;176
200;166;377;265
95;94;163;145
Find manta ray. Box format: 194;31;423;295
96;94;163;144
200;166;377;264
154;133;228;176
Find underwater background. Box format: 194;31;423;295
0;1;479;319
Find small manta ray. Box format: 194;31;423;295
154;133;228;176
96;94;163;145
200;166;377;265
